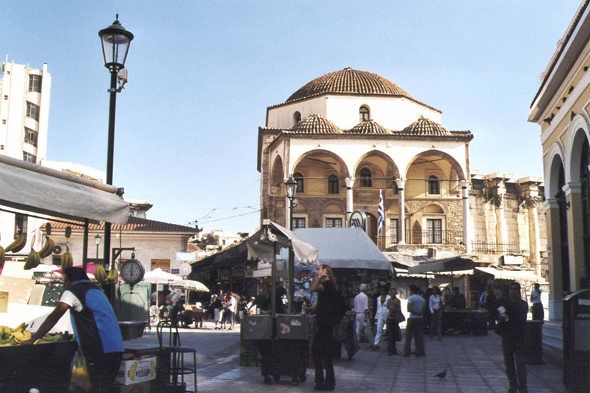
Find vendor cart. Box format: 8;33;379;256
242;220;319;386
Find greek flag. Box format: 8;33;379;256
378;189;384;234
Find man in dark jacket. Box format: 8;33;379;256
496;282;528;393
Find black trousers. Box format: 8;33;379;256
502;338;527;390
531;303;543;321
312;324;335;387
386;318;400;354
85;351;123;393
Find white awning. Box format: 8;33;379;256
475;267;546;282
0;155;129;224
435;269;474;276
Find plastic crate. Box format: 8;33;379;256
276;314;316;340
241;315;273;340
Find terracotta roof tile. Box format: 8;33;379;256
288;114;342;134
346;120;390;134
49;216;197;233
398;115;452;137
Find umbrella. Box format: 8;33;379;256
142;268;182;310
169;279;209;292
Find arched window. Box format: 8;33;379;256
328;175;339;194
293;111;301;125
428;175;440;195
360;168;372;187
359;106;370;122
294;172;304;193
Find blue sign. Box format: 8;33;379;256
171;269;180;274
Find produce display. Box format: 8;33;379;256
0;323;73;346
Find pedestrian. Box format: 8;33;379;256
227;292;237;330
212;292;224;330
22;267;124;392
403;284;425;357
429;287;444;340
496;282;528;393
530;283;543;321
353;284;369;344
450;286;467;309
386;287;402;355
481;284;497;329
304;264;339;391
371;286;390;351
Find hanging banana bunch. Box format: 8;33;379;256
5;232;26;253
94;265;107;283
24;235;40;270
106;267;119;283
61;242;74;272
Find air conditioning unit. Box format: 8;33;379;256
427;247;437;258
53;244;64;255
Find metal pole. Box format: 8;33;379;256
288;198;294;314
83;219;89;271
103;70;117;269
271;242;276;318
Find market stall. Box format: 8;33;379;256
242;220;319;385
0;155;130;392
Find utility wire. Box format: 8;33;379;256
200;209;261;224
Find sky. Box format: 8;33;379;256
2;1;583;235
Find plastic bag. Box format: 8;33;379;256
70;348;92;392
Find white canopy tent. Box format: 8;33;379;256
142;268;182;310
277;227;393;273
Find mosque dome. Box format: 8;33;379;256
399;115;452;136
290;114;342;134
286;67;413;103
346;120;390;134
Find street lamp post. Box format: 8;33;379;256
285;176;298;314
98;15;134;269
94;234;101;260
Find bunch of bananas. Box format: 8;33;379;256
24;235;40;270
0;323;73;346
128;363;138;380
5;233;26;254
94;265;107;284
38;236;55;259
0;235;4;266
107;267;119;283
61;251;74;272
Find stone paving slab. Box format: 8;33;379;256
190;332;567;393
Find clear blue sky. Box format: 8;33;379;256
2;1;582;234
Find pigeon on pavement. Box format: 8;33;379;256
434;369;447;379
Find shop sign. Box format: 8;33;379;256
151;259;171;272
253;268;271;278
171;269;180;274
501;255;523;265
349;210;367;232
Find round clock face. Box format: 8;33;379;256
121;259;145;285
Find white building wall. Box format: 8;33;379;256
266;95;441;131
0;61;51;163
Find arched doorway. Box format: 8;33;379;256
581;139;590;272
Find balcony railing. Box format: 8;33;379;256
470;241;521;255
378;230;463;248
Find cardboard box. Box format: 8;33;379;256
117;381;151;393
116;356;156;385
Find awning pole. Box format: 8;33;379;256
83;219;89;271
288;247;294;314
271;242;276;318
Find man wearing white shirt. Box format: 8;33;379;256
353;284;369;343
372;286;390;350
227;292;237;330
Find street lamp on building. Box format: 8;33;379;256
94;234;101;259
98;15;134;268
285;176;297;313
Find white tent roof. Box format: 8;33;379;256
476;267;546;283
0;155;129;224
282;227;393;272
143;268;182;283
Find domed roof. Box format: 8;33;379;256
286;68;413;103
346;120;390;134
399;115;451;137
290;114;342;134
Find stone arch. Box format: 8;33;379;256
405;149;466;181
353;150;401;190
424;202;445;214
291;149;350;178
545;142;566;200
324;202;344;213
270;155;284;187
566;114;590;183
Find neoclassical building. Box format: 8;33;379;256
528;1;590;320
257;68;474;251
